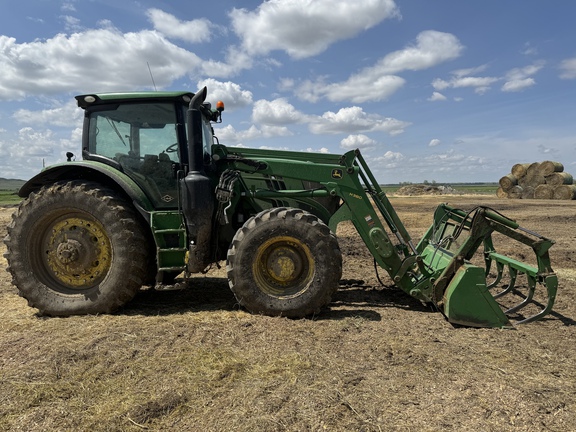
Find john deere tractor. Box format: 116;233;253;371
4;87;558;327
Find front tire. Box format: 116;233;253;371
4;181;150;316
227;208;342;318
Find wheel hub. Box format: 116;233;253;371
266;247;302;283
43;216;112;289
56;239;82;264
254;236;314;297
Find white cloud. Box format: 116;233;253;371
559;57;576;79
309;106;410;135
429;139;441;147
340;134;377;151
501;61;544;92
252;98;306;125
451;65;489;78
61;1;77;12
12;100;82;128
230;0;399;59
62;15;82;32
199;46;254;78
373;151;405;168
298;30;463;103
278;78;295;92
300;75;406;104
197;78;253;111
433;61;544;96
147;9;217;43
305;147;330;154
501;78;536;92
213;123;292;145
370;30;464;75
0;30;205;100
428;92;447;102
432;75;499;95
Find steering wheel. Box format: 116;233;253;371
165;143;179;153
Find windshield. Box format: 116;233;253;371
87;102;180;162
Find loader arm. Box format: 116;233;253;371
214;146;558;327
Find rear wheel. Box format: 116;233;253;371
227;208;342;318
4;181;150;316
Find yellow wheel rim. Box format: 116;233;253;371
42;215;112;289
253;236;315;298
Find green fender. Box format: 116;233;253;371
19;161;155;216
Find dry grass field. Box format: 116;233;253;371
1;196;575;431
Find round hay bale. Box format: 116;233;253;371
534;184;554;199
498;174;517;191
525;174;546;188
511;163;530;179
527;162;540;177
539;160;564;176
507;185;523;199
496;187;508;198
553;184;576;200
521;186;535;199
546;172;573;186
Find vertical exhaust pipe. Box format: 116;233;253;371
181;87;214;272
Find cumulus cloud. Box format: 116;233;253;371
370;30;464;75
428;139;441;147
372;151;405;168
432;61;545;96
428;92;447;102
0;125;82;178
299;75;406;104
252;98;307;125
432;75;499;95
340;134;377;151
12;100;82;128
147;9;217;43
559;57;576;79
309;106;411;135
0;30;204;100
214;124;292;145
501;61;544;92
298;30;463;103
230;0;399;59
218;102;410;145
197;78;253;111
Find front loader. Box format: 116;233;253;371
4;87;557;327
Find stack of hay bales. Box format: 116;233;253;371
498;161;576;200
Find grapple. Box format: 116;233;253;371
415;204;558;327
338;150;558;328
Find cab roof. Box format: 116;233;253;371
75;91;195;108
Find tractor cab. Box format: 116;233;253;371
76;91;218;208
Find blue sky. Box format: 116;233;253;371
1;0;575;183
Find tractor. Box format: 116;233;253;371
4;87;558;327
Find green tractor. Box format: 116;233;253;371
4;87;558;327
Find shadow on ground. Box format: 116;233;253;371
119;277;431;321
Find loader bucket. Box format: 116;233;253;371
416;204;558;328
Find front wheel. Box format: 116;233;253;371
4;181;150;316
226;208;342;318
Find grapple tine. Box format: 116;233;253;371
514;274;558;324
491;265;517;299
504;274;536;314
485;258;505;289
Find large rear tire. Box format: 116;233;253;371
4;181;150;316
226;207;342;318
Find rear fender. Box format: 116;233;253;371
19;162;155;219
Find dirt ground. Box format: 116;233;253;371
1;196;575;431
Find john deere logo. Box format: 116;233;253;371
331;169;343;179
